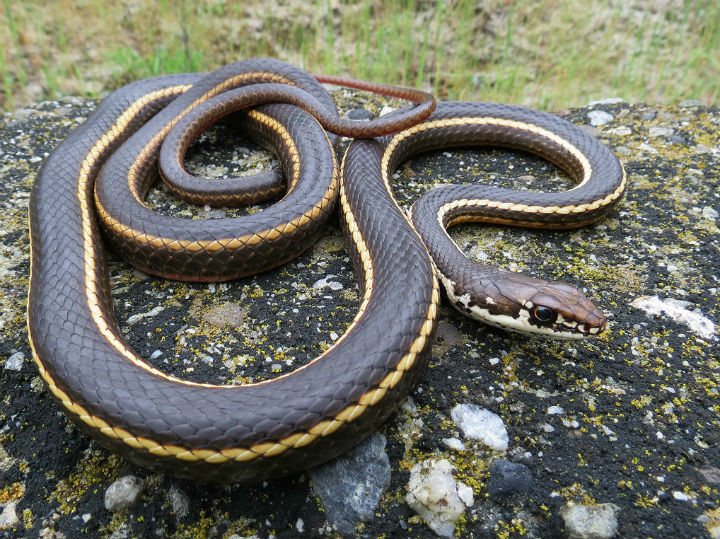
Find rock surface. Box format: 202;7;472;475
0;93;718;539
309;433;392;534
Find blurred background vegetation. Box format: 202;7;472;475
1;0;718;112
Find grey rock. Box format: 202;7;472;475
4;352;24;371
451;404;508;450
700;466;720;485
310;432;391;534
640;110;657;121
587;110;614;127
345;108;373;121
648;126;673;138
167;485;190;519
588;98;624;106
487;459;533;502
405;459;474;537
679;99;704;106
560;503;620;539
104;476;145;512
0;502;19;529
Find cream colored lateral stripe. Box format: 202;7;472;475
381;116;593;191
33;91;439;460
82;74;318;387
436;172;626;222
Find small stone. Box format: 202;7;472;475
312;275;343;291
104;476;145;512
638;142;658;154
679;99;704;106
442;437;466;451
547;405;564;415
613;146;632;156
588;110;613;127
560;503;619;539
4;352;24;371
673;491;691;501
126;306;164;325
589;97;624;106
630;295;716;340
0;502;19;529
640;110;657;121
702;206;719;221
648;126;673;137
345;108;373;121
108;525;130;539
451;404;509;451
700;467;720;485
405;459;473;537
310;433;391;534
487;459;533;502
167;486;190;519
296;517;304;532
669;134;686;144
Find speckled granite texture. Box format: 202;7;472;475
0;91;718;539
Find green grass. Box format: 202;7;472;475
0;0;718;112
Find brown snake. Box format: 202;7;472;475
27;58;624;482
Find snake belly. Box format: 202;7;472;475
27;59;438;482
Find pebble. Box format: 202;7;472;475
487;459;533;502
166;486;190;519
648;126;673;137
450;404;509;451
126;306;164;326
700;467;720;485
405;459;474;537
312;275;344;291
0;502;19;529
441;437;466;451
560;503;620;539
345;108;373;121
641;110;657;121
702;206;719;220
4;352;24;371
613;145;632;156
104;476;145;512
630;295;716;340
310;433;391;534
587;110;614;127
588;97;624;106
679;99;704;106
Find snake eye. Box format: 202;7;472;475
532;306;557;325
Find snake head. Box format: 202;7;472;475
518;279;607;339
443;269;607;340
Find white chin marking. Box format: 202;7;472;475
440;273;590;339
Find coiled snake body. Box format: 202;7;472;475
28;59;625;482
